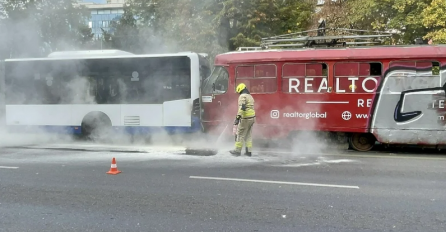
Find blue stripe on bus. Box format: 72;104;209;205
6;125;83;134
7;117;202;135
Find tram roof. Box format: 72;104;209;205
215;45;446;65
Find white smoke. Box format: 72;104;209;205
0;0;229;151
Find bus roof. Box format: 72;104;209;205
214;45;446;65
47;49;135;58
5;51;201;62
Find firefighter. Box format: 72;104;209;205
229;83;256;157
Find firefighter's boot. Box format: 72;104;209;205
229;150;241;156
244;147;252;157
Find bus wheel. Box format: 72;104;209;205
349;133;375;152
81;112;112;141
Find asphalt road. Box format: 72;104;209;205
1;143;446;232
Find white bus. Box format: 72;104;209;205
2;50;211;139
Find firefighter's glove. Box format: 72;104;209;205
234;115;241;125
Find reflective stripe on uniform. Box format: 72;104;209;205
235;142;243;151
240;109;255;118
246;141;252;148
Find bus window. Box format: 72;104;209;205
5;56;193;105
236;64;277;94
334;62;382;94
282;63;328;94
202;66;228;94
86;56;192;104
4;59;89;105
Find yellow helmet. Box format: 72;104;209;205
236;83;246;94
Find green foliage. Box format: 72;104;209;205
421;0;446;43
339;0;443;44
79;25;95;46
40;1;92;51
311;1;352;30
2;0;446;60
107;0;224;61
211;0;314;50
107;0;314;57
106;3;141;53
0;0;92;58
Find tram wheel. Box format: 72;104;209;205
349;133;375;152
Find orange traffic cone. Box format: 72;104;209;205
107;157;122;175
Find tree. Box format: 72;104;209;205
211;0;315;50
310;0;352;30
0;0;92;58
78;25;95;47
421;0;446;43
0;2;9;59
342;0;432;44
109;0;226;58
107;3;141;53
110;0;315;57
145;0;223;54
38;0;93;52
0;0;42;58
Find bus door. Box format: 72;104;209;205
201;66;230;131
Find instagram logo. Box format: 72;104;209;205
270;110;280;119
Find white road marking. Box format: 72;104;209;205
189;176;359;189
0;166;19;169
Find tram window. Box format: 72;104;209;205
282;63;328;94
255;64;276;78
202;66;229;94
432;62;440;75
370;63;382;75
235;64;277;94
213;67;229;93
389;61;415;68
236;66;254;78
387;60;441;93
389;61;439;76
334;62;381;94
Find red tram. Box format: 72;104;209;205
200;34;446;151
